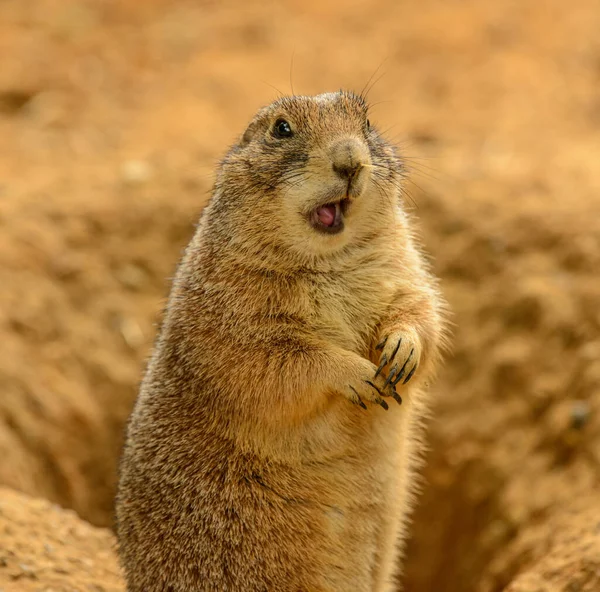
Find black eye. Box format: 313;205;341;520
273;119;293;138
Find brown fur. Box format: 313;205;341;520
116;91;448;592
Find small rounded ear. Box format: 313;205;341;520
239;105;270;147
240;119;261;146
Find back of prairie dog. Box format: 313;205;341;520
116;91;448;592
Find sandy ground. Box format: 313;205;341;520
0;487;122;592
1;0;599;590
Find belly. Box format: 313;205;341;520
292;406;409;591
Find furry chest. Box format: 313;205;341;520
308;269;396;352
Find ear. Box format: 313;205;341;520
239;105;271;147
240;119;261;146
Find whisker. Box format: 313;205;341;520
402;164;442;183
378;123;400;137
367;100;394;110
360;57;389;102
401;186;419;210
261;80;285;98
289;48;296;96
363;70;387;102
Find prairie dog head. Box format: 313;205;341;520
212;91;404;261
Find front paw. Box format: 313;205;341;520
340;359;403;411
375;330;422;390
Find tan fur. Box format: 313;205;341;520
116;91;448;592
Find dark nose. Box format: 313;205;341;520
330;137;368;181
333;161;361;180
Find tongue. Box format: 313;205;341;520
316;203;338;227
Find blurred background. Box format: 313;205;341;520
1;0;599;590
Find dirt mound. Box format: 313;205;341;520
501;497;600;592
405;193;600;591
0;173;199;526
0;0;212;527
0;0;599;590
2;487;599;592
0;487;123;592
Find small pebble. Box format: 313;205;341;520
570;400;590;430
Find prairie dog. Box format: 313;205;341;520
116;91;447;592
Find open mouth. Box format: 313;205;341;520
310;198;350;234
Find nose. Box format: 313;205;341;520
330;138;368;180
333;160;361;180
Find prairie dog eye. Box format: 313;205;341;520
273;119;293;138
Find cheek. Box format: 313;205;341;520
280;185;310;225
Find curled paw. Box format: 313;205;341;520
375;330;421;391
341;359;402;411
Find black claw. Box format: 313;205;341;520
393;349;414;385
349;386;368;410
391;390;403;405
389;338;402;364
366;380;384;396
374;355;388;378
375;336;388;350
383;365;398;389
366;381;388;410
403;365;417;384
393;366;406;386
